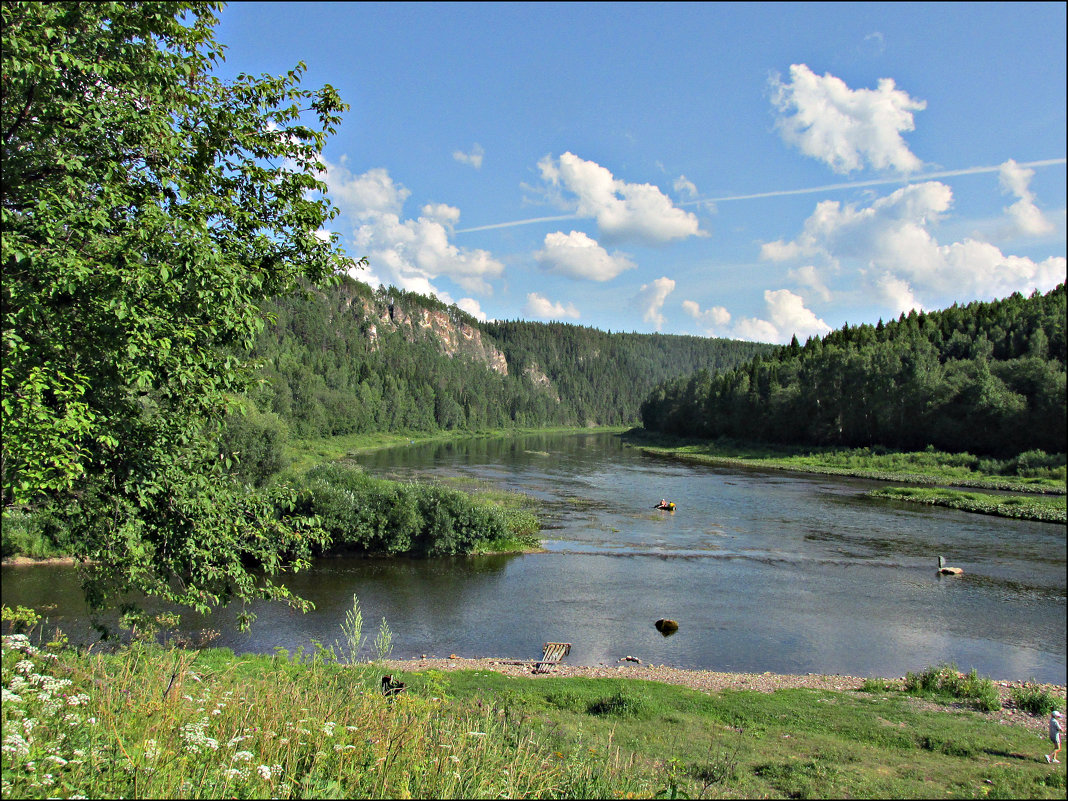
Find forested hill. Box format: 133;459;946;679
640;285;1067;458
243;276;772;439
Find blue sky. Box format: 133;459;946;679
216;2;1066;343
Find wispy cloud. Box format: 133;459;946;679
453;143;485;169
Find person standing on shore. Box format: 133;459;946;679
1047;710;1063;763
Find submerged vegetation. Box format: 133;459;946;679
2;612;1065;800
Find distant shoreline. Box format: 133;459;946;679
2;555;86;567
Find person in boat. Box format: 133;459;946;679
655;499;675;510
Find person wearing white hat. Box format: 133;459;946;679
1047;710;1063;764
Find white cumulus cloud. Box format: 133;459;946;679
326;159;409;217
456;297;489;321
534;230;636;281
538;152;704;243
323;161;505;300
633;277;676;331
681;299;731;333
453;143;484;169
761;180;1067;311
770;63;926;174
999;159;1055;236
685;291;831;344
523;292;580;320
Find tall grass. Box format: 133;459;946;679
0;632;650;799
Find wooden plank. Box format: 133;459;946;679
534;642;572;673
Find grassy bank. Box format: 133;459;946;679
869;487;1067;524
625;432;1066;522
2;624;1064;800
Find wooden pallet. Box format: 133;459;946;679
534;642;571;673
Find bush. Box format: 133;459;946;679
1010;682;1058;716
1;507;72;559
904;663;1001;712
219;403;290;487
296;462;536;556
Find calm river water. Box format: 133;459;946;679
3;432;1065;683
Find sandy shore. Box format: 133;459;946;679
384;655;1067;736
2;555;87;567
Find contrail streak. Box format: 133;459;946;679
682;158;1068;204
455;213;580;233
453;158;1066;233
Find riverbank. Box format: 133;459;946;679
384;655;1067;738
870;486;1066;523
624;431;1067;522
4;635;1065;799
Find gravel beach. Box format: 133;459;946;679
384;655;1068;736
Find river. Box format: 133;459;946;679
3;432;1065;683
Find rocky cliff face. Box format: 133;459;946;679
353;294;509;376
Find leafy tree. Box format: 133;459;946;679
1;2;354;627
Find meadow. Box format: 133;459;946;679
3;603;1065;800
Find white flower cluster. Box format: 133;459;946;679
179;718;219;754
1;732;31;759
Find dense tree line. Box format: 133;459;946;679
231;276;771;450
640;286;1067;458
483;321;772;427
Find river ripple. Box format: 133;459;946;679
3;432;1064;683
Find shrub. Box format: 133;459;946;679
903;663;1001;711
296;462;537;556
1010;682;1058;716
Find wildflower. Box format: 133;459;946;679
322;721;336;737
14;660;35;675
2;689;23;703
180;719;219;753
144;740;160;760
46;755;68;767
257;764;273;781
1;733;31;758
233;750;253;762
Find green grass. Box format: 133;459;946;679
869;487;1067;523
4;624;1064;800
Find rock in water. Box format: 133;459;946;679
655;618;679;635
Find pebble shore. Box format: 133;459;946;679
383;655;1067;736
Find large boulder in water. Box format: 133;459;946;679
655;618;679;636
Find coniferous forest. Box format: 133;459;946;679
640;285;1067;458
236;276;771;443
